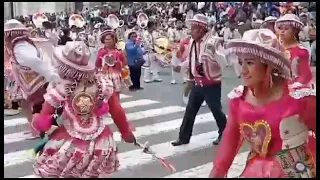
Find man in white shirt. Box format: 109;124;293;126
142;21;162;83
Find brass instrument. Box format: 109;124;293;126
137;13;149;29
32;13;49;29
154;37;173;67
68;14;85;28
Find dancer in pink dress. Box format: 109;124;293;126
210;29;316;178
275;14;314;89
32;41;136;178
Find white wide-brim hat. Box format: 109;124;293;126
275;14;304;31
225;29;292;80
4;19;28;38
53;41;95;81
261;16;278;26
186;14;209;28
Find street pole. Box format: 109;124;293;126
10;2;14;19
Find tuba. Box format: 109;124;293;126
69;14;85;28
32;13;49;38
32;13;49;29
137;13;149;29
106;14;121;30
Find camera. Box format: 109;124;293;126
196;63;205;77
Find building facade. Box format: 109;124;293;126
10;2;75;17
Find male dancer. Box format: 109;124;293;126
171;14;227;146
4;20;58;137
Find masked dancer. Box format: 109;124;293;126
210;29;316;178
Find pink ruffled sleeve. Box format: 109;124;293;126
210;99;243;178
295;48;313;84
300;96;316;159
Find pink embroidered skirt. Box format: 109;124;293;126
33;126;119;178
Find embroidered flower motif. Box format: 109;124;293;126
228;85;244;99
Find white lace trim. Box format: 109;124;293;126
289;88;316;99
227;85;245;99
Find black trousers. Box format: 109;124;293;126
129;65;142;89
178;83;227;142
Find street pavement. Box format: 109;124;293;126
4;64;251;178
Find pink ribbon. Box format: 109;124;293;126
134;141;176;173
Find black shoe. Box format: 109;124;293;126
171;139;190;146
137;87;144;90
212;135;222;145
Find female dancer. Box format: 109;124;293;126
210;29;316;178
32;41;136;178
96;28;134;131
275;14;314;89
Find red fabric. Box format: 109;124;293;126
96;48;125;72
108;92;133;137
289;46;313;85
210;99;243;178
300;96;316;160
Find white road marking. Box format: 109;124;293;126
119;94;131;99
164;151;250;178
5;103;183;128
4;112;214;167
121;99;159;109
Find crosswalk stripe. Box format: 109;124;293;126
163;150;250;178
4;112;215;167
4;105;185;128
119;94;131;99
121;99;159;109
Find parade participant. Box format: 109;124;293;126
223;21;242;77
169;19;189;85
32;13;59;47
31;41;136;178
126;31;145;91
171;14;227;146
4;46;21;116
4;19;58;137
141;16;163;83
275;14;313;88
96;26;134;132
210;28;316;178
299;13;312;56
260;16;277;33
